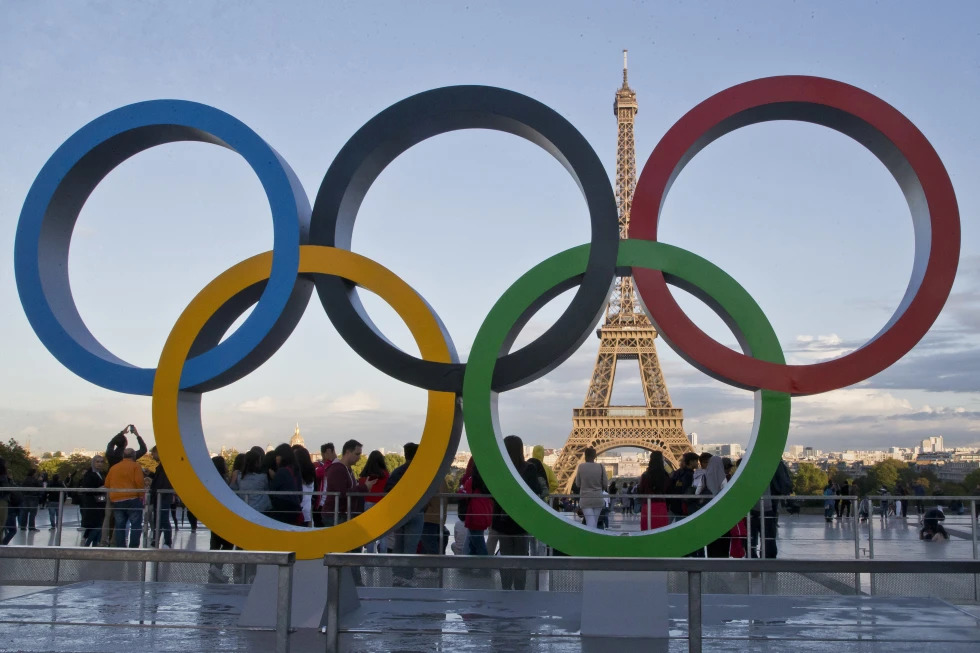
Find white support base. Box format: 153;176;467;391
580;570;669;639
238;559;360;629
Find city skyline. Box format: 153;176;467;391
2;3;979;457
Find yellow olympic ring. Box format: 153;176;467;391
152;245;457;559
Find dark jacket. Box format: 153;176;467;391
667;467;695;516
150;464;173;506
322;462;368;519
79;468;106;529
269;465;303;524
106;433;147;469
492;463;543;536
19;475;43;508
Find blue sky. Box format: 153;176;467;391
1;1;978;456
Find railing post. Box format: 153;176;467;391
688;570;702;653
971;499;978;603
326;564;340;653
852;496;860;594
53;489;65;583
867;505;875;596
276;560;293;653
438;494;446;589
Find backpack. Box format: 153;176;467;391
770;460;793;496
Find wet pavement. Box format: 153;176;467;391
1;581;979;652
3;508;979;651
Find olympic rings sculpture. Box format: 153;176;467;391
14;76;959;559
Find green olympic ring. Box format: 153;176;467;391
463;239;791;556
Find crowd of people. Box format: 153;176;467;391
2;428;973;570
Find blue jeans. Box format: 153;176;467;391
112;499;143;548
393;511;425;579
47;506;58;528
466;529;488;556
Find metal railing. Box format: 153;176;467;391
321;553;980;653
0;545;295;653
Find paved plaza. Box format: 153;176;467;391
2;507;979;651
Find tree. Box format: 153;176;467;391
827;467;850;486
222;449;241;475
793;462;828;496
962;469;980;492
137;453;158;474
38;453;92;486
0;438;38;479
384;453;406;472
867;459;906;491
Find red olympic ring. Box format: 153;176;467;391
630;75;960;396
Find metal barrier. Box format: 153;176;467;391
0;546;296;653
321;553;980;653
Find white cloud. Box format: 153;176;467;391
237;396;277;413
326;391;381;413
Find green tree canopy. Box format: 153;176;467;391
963;468;980;492
793;462;828;496
38;453;93;485
867;459;907;491
0;438;38;480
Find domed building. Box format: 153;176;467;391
290;423;305;448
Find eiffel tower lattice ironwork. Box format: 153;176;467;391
552;51;694;491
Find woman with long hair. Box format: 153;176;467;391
637;451;668;531
359;450;390;552
292;446;316;527
231;446;272;515
269;443;303;525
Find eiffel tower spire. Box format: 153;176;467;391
552;52;693;490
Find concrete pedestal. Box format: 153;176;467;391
238;558;359;629
580;570;669;639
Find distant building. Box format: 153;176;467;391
290;423;305;448
695;443;744;459
920;436;945;454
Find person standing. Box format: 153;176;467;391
268;444;303;525
573;447;607;529
387;443;424;586
323;440;375;587
45;474;66;530
637;452;668;531
313;443;336;527
667;452;699;520
0;459;12;545
78;455;106;546
323;440;375;527
101;425;147;546
231;446;272;516
292;446;316;527
358;450;390;552
148;447;173;548
104;448;146;548
531;445;558;495
18;469;43;532
492;435;544;590
838;480;852;520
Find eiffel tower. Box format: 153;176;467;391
552;51;693;491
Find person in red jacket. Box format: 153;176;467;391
358;450;390;552
461;460;492;556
